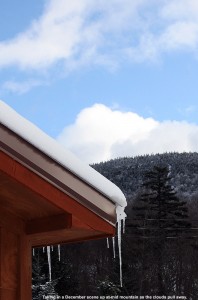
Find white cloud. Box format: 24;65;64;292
1;0;198;71
160;21;198;51
56;104;198;163
0;0;88;70
0;0;147;70
2;79;46;94
160;0;198;21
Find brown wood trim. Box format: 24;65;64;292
26;213;72;235
0;206;25;235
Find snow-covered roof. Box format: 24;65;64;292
0;100;126;208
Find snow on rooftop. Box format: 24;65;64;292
0;100;127;208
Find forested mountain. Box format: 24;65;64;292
92;152;198;198
33;152;198;299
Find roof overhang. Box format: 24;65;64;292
0;124;116;246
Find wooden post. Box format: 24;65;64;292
0;228;32;300
19;235;32;300
0;227;19;300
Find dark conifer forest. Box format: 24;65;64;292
32;152;198;299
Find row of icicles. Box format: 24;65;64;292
32;213;126;287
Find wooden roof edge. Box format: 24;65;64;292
0;100;127;208
0;125;117;225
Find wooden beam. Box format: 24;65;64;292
29;215;114;247
30;229;114;248
26;213;72;235
0;206;25;235
0;151;115;235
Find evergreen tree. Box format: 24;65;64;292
128;165;191;295
132;165;191;239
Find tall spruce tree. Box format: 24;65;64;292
132;165;191;239
129;165;191;295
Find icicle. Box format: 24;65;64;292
112;237;116;259
116;205;127;288
117;216;123;287
47;246;52;282
32;248;35;256
43;247;45;253
51;245;54;251
106;237;110;248
123;217;126;234
58;244;61;261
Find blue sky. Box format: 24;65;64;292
1;0;198;163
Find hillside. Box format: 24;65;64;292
92;152;198;198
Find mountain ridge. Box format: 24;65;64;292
92;152;198;199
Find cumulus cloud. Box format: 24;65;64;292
56;104;198;163
1;0;198;71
